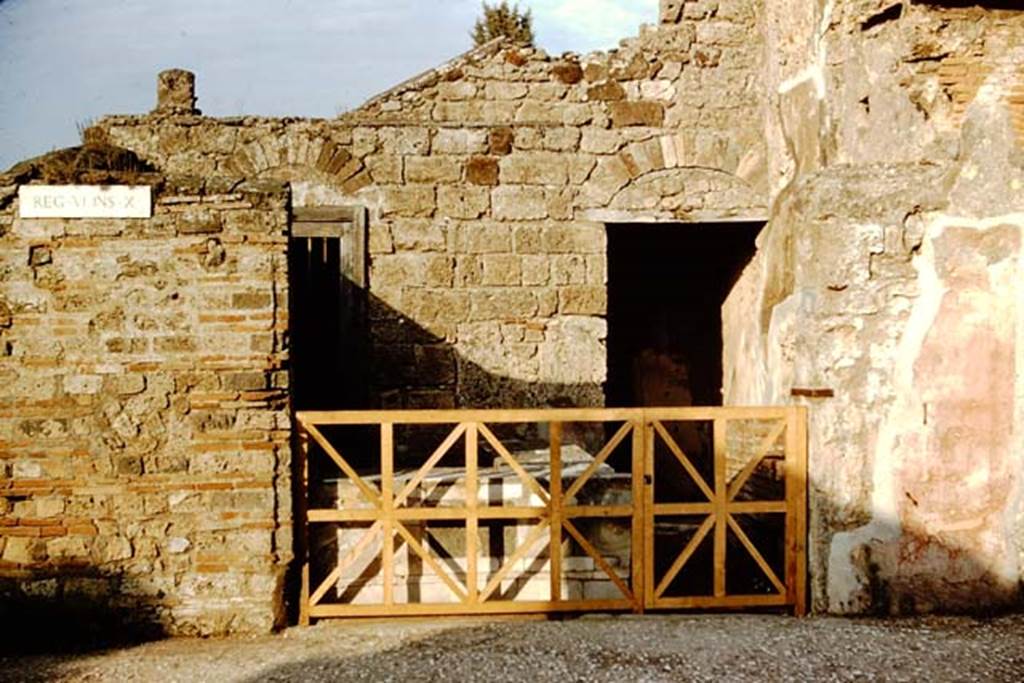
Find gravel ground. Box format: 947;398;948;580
2;613;1022;682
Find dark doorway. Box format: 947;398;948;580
606;222;762;409
287;207;369;411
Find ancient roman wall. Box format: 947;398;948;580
725;1;1024;613
95;0;767;412
0;162;293;635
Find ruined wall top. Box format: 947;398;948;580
155;68;200;115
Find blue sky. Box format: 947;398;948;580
0;0;653;169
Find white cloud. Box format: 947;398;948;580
530;0;654;54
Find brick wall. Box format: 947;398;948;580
0;174;292;635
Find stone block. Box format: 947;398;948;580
542;223;606;254
405;156;462;184
434;129;489;154
609;102;665;127
559;286;607;315
551;61;584;85
489;127;515;155
466;156;500;186
391;220;447;252
587;81;627;101
437;186;490;219
437;80;478;100
493;187;548;220
232;292;272;309
470;290;538;321
485;82;529;100
63;374;103;395
382;186;436;218
499;153;569;185
481;255;522;286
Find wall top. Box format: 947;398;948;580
156;69;200;115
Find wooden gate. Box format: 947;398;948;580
295;407;806;622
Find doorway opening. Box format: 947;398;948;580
605;221;763;411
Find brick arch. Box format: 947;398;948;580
226;131;372;194
582;133;764;219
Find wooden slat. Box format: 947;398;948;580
549;422;562;603
645;594;789;610
562;505;633;518
654;515;714;599
564;421;633;500
309;507;549;522
478;423;550;504
302;421;381;508
381;423;394;607
652;421;714;501
292;206;359;222
297;406;792;426
466;423;479;605
297;425;311;626
309;599;635;619
393;423;467;507
727;420;787;501
563;519;635;604
713;418;727;598
643;422;655;610
308;520;384;607
479;522;550;602
292;221;345;238
726;514;786;595
630;419;644;614
394;521;468;602
787;405;809;616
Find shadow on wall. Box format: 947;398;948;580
0;566;167;656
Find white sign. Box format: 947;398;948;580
18;185;152;219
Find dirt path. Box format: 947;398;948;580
2;614;1022;682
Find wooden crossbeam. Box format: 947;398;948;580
393;423;468;508
652;421;714;501
727;420;787;501
479;522;550;602
394;521;468;602
309;520;384;607
654;515;714;599
303;421;381;508
727;514;786;595
563;519;635;604
564;421;633;501
478;423;551;504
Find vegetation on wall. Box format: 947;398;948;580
471;1;534;47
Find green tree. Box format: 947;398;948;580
472;1;534;47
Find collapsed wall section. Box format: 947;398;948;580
728;0;1024;613
0;162;292;636
95;2;768;413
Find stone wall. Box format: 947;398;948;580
93;1;767;411
725;1;1024;613
0;168;292;635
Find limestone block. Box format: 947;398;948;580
390;219;447;252
437;80;478;100
542;223;606;254
484;82;529;100
559;285;607;315
470;290;539;321
500;153;569;186
466;156;500;186
582;156;632;206
382;186;436;218
434;128;489;155
454;223;512;253
493;187;548;220
405;156;462;184
437;186;490;219
63;374;103;395
609;102;665;127
481;255;522;286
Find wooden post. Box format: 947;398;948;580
643;420;655;610
381;422;394;607
549;421;563;604
786;406;809;616
297;421;311;626
630;421;644;613
466;423;479;605
713;418;727;598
